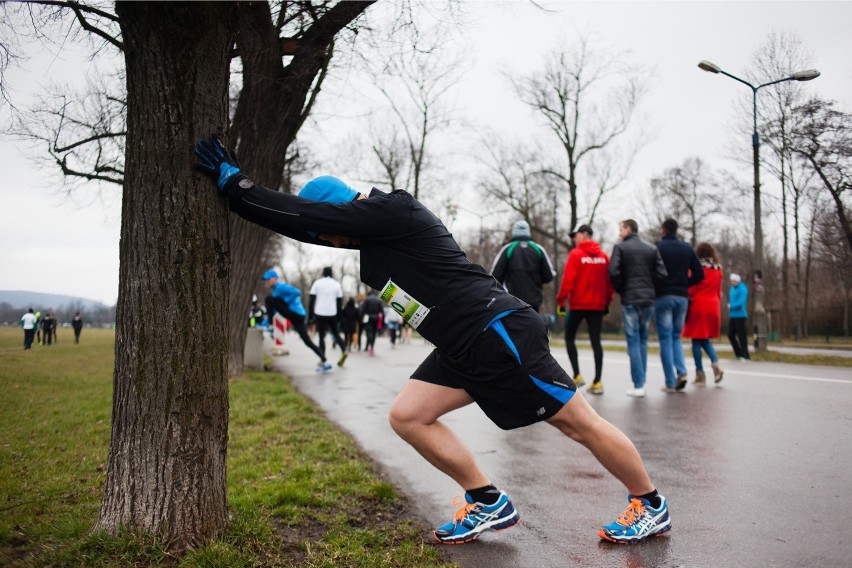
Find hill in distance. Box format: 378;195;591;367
0;290;112;311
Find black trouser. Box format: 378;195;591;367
364;318;379;350
266;297;325;362
564;310;604;381
315;315;346;357
23;328;35;349
728;317;750;359
74;328;81;343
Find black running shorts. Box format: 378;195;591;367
411;308;576;430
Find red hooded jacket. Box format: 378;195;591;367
556;240;614;311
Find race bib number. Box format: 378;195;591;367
380;279;431;329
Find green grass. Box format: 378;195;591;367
0;327;456;567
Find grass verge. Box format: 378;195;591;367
0;327;456;567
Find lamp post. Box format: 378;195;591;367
698;60;819;352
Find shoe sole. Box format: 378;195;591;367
433;514;521;544
715;372;724;384
598;518;672;544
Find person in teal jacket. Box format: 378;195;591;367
727;273;750;360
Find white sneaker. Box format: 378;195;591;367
626;387;646;398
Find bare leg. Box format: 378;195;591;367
547;392;654;496
389;379;490;490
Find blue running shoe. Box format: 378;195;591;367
316;363;333;374
434;491;520;544
598;495;671;543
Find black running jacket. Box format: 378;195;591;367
223;175;526;358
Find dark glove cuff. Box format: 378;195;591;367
221;174;255;199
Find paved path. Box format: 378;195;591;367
268;334;852;568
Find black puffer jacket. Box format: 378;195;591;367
608;233;668;307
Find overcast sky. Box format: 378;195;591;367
1;1;850;306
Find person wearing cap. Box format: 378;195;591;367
260;268;331;372
608;219;668;398
727;273;750;361
309;266;349;367
654;218;704;393
194;134;672;546
556;224;614;394
490;220;556;313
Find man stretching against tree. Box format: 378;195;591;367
194;134;672;545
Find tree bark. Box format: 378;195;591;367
225;0;374;376
95;2;236;549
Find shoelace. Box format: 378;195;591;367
615;498;645;526
450;495;478;523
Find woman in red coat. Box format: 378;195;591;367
682;242;724;385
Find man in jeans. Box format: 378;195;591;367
609;220;668;397
654;219;704;392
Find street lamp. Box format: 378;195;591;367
698;60;819;352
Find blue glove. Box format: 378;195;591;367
194;133;241;190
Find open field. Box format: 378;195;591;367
0;327;455;567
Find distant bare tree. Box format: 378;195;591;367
361;22;464;200
751;30;815;336
790;98;852;252
644;157;724;246
512;31;647;231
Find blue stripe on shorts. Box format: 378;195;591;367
489;319;574;405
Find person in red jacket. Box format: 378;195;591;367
681;242;724;385
556;225;614;395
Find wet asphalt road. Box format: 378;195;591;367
269;335;852;568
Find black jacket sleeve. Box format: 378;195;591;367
223;175;414;242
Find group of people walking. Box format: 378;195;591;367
20;309;84;349
492;217;750;398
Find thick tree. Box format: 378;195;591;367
92;2;236;548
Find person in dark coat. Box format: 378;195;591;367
654;218;704;392
491;220;556;313
72;312;84;344
609;219;668;397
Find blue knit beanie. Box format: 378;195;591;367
298;176;358;237
261;269;279;281
298;176;358;204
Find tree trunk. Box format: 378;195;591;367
224;0;374;376
95;2;236;549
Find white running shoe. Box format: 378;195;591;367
626;387;646;398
